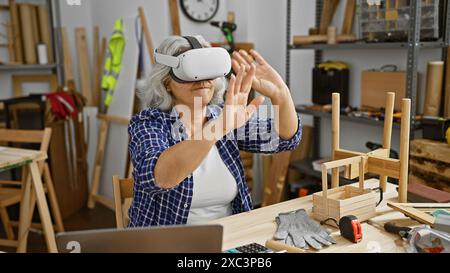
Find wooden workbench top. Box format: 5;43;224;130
0;146;46;170
210;179;416;253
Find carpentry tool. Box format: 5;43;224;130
321;215;363;243
210;21;237;53
384;222;450;253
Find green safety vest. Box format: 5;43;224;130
102;19;126;107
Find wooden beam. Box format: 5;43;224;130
399;99;411;203
341;0;355;35
138;7;155;65
323;156;362;170
168;0;181;35
411;139;450;164
367;156;400;179
331;93;340;188
387;202;449;226
75;27;93;105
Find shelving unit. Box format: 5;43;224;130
285;0;450;189
0;0;63;84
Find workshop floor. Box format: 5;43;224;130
0;205;115;253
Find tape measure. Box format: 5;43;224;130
321;215;363;243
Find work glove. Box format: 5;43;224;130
273;209;336;250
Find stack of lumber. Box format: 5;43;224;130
409;139;450;193
0;0;53;64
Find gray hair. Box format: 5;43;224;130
136;35;227;111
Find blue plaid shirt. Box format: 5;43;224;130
127;104;302;227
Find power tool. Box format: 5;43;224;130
210;21;237;53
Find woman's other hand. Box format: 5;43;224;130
232;49;290;105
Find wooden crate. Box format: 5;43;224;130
312;186;376;226
312;155;377;227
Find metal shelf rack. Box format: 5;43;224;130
286;0;450;159
0;0;63;84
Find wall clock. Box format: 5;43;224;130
180;0;219;23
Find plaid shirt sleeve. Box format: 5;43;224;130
128;114;171;195
234;113;302;154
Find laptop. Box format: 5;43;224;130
56;224;223;253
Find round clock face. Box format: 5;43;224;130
180;0;219;23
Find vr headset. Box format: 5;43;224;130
154;36;231;83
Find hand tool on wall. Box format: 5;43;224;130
210;20;237;53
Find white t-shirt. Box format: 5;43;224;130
187;145;238;224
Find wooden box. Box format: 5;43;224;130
312;155;377;226
312;185;377;225
361;70;406;111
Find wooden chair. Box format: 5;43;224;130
112;175;134;229
0;128;64;249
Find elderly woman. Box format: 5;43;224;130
128;35;301;227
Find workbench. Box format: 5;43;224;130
211;179;417;253
0;146;57;253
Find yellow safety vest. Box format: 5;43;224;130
102;19;126;107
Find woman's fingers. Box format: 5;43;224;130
249;49;268;66
234;65;245;94
241;63;256;94
231;59;240;75
225;74;236;105
239;50;254;65
232;51;250;68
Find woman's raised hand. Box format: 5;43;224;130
209;63;265;138
232;49;290;104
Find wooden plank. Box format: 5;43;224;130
387;202;438;226
0;129;45;143
87;119;109;209
331;93;340;188
380;92;395;191
28;161;57;252
410;157;450;180
323;156;361;170
9;0;23;63
6;22;15;63
75;27;93;105
138;7;155;65
12;74;58;96
168;0;181;35
262;151;291;206
92;26;100;107
341;0;355;35
37;4;54;63
19;4;37;64
30;4;40;50
97;113;130;125
410;139;450;164
61;27;74;84
320;0;340;35
367;156;400;179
